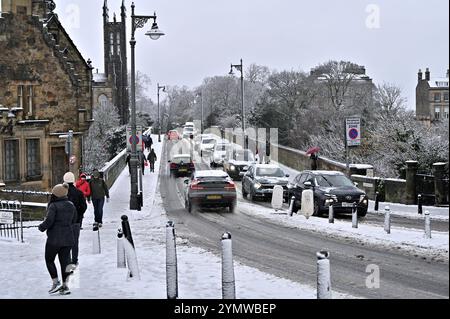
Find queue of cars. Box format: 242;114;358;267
169;122;369;218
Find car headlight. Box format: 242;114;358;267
254;182;262;190
230;165;236;171
360;195;366;203
325;193;338;201
243;166;249;171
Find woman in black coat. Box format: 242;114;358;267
39;184;77;295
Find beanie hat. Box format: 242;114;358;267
63;172;75;184
52;184;69;198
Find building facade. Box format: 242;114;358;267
0;0;93;190
92;0;129;125
416;68;449;123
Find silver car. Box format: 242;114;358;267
184;170;237;213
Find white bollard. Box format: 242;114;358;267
117;229;126;268
424;211;432;239
329;205;334;224
166;221;178;299
352;203;358;229
123;238;141;280
92;223;101;255
384;206;391;234
317;251;332;299
221;232;236;299
288;196;295;217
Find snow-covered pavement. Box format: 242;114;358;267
0;136;353;299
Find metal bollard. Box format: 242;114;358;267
288;196;295;217
384;206;391;234
317;251;332;299
374;192;379;212
166;221;178;300
221;232;236;299
424;211;431;239
121;215;134;248
92;223;101;254
352;203;358;229
418;194;423;215
328;204;334;224
117;229;126;268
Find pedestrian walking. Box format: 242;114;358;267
144;135;153;151
139;152;147;175
147;148;158;173
39;184;77;295
126;153;132;175
87;170;110;227
64;172;87;266
75;173;91;199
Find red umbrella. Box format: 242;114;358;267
306;146;320;155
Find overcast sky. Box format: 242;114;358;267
50;0;449;108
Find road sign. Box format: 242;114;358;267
346;117;361;147
126;126;143;152
0;211;14;224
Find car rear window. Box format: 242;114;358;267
203;139;215;144
172;157;191;164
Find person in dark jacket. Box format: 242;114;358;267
87;170;109;226
139;152;147;175
126;153;132;175
147;149;158;173
39;184;77;295
64;172;87;265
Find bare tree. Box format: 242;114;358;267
246;64;270;84
374;82;407;115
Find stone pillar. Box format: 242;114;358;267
405;161;418;205
433;163;447;206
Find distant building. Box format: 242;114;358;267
310;63;375;111
416;68;449;123
92;0;129;125
0;0;93;190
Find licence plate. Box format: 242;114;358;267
342;202;355;208
207;195;222;200
179;168;188;172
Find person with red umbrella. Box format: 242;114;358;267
306;147;320;170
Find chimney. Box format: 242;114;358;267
425;68;431;81
418;69;423;82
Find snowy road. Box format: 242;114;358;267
161;142;449;299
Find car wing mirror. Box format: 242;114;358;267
184;179;189;185
285;174;290;178
354;182;359;187
304;181;312;187
168;160;172;163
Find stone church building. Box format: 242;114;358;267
0;0;94;190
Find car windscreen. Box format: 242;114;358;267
215;144;228;151
172;157;191;164
256;167;285;177
316;175;354;187
235;151;254;161
184;127;194;131
202;139;215;144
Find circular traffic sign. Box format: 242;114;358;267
129;135;140;145
348;128;359;140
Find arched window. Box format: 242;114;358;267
98;94;109;108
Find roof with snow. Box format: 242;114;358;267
195;170;229;178
428;78;449;89
93;73;107;83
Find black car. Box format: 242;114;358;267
169;154;195;177
223;149;256;181
242;164;289;201
287;170;368;217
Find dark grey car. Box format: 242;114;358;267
242;164;289;201
184;170;237;213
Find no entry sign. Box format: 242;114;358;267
346;118;361;147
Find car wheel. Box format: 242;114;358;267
358;207;368;218
313;199;322;217
249;190;255;202
187;200;193;213
292;200;299;214
242;184;248;198
229;202;237;213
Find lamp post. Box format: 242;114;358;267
157;83;166;143
129;2;164;210
229;59;245;146
196;91;204;134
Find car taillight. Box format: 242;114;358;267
189;162;195;168
190;180;205;190
224;181;236;190
170;163;177;169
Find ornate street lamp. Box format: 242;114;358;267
129;2;165;210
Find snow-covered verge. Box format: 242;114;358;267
275;161;449;221
238;201;449;262
0;136;354;299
